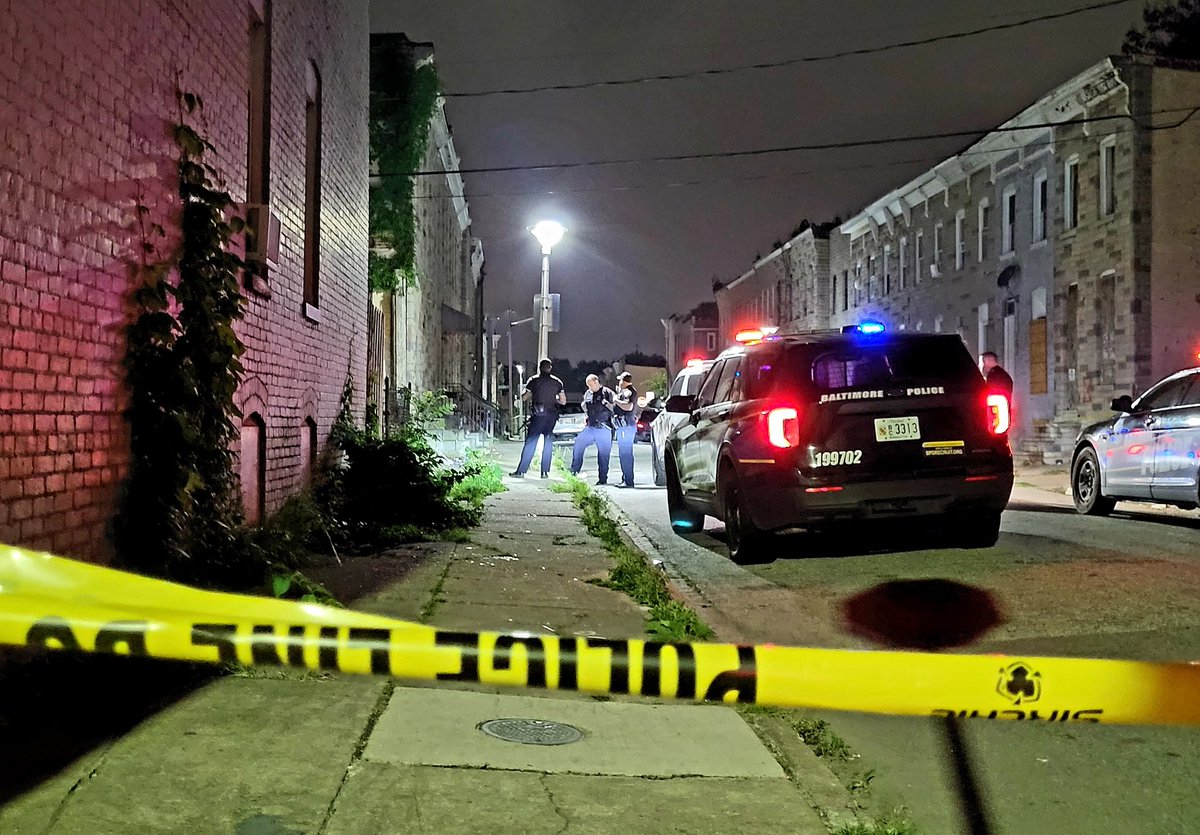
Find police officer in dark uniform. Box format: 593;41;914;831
570;373;616;485
981;351;1014;396
612;371;639;488
511;358;566;479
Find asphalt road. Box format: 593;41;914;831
587;442;1200;835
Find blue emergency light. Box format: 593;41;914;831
842;321;886;335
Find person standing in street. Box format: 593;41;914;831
612;371;639;488
570;374;616;485
510;358;566;479
981;351;1014;396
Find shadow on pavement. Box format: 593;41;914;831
687;521;981;563
0;648;215;803
1006;500;1200;530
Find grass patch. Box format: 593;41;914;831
833;816;921;835
793;716;854;761
561;472;712;641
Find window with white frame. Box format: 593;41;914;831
1100;136;1116;217
933;224;943;268
915;230;924;281
977;199;989;261
706;332;717;350
1033;170;1048;242
883;245;891;294
954;210;965;269
977;302;989;359
934;314;944;333
1064;156;1079;230
898;236;907;289
1001;185;1016;255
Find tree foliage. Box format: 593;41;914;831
369;38;441;293
114;93;249;585
1124;0;1200;58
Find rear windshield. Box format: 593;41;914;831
780;337;981;394
670;368;709;397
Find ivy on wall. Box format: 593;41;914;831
113;92;250;585
369;37;441;294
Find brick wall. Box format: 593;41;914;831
0;0;369;562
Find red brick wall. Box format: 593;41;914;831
0;0;369;562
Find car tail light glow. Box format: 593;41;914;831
986;393;1010;435
805;485;844;493
766;406;800;448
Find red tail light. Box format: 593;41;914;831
766;406;800;448
986;393;1010;435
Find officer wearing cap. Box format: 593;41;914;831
511;358;566;479
612;371;640;488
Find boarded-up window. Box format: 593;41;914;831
241;413;266;525
1029;319;1048;395
300;417;317;486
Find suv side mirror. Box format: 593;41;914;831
1111;395;1134;413
665;394;696;414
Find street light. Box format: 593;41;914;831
530;220;566;361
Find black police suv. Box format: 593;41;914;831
662;324;1014;562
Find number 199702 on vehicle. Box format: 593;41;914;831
662;324;1014;563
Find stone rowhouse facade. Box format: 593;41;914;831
662;301;719;377
715;224;833;345
832;57;1200;456
0;0;370;561
371;37;484;409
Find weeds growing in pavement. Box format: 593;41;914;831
560;472;712;641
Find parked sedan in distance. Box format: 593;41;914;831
553;402;587;443
648;359;715;485
1071;366;1200;515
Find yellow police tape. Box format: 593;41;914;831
3;545;1199;725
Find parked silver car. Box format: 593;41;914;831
552;402;587;443
1071;366;1200;514
647;359;715;486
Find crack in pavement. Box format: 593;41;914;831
539;773;571;834
43;745;112;833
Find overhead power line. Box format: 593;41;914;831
441;0;1138;98
378;105;1200;179
404;118;1152;201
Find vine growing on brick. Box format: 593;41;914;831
368;40;441;294
114;91;249;584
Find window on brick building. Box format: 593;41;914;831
247;1;271;210
977;199;989;261
933;224;943;270
883;245;891;294
303;62;323;315
915;230;924;282
1033;170;1048;242
954;210;965;269
1064;157;1079;230
898;236;907;289
706;332;717;350
300;416;317;486
842;270;849;311
1001;186;1017;255
241;413;266;525
1100;136;1116;217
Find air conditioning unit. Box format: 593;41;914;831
242;204;281;265
929;263;942;279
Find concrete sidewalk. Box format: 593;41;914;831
0;444;838;834
1013;462;1199;519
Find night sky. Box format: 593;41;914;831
370;1;1141;363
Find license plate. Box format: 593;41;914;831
874;416;920;442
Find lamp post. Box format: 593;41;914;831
529;220;565;361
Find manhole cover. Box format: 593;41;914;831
477;718;584;746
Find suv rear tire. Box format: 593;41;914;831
666;456;704;534
953;509;1002;549
722;468;768;564
1072;447;1115;516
